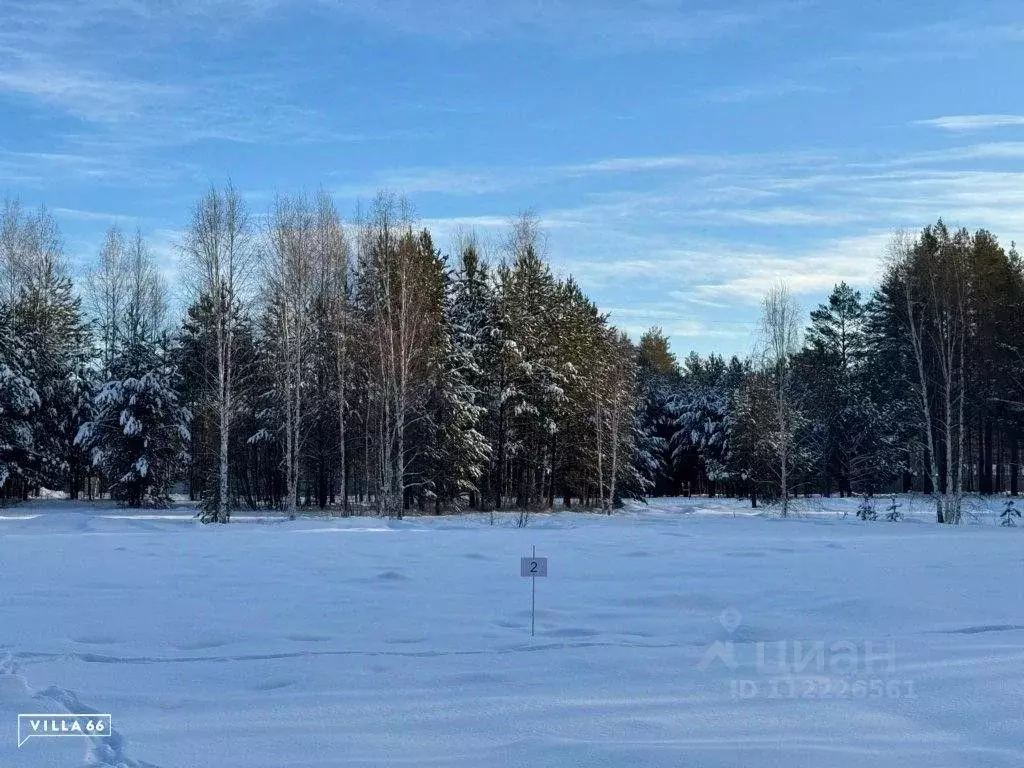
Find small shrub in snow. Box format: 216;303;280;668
856;496;877;521
886;495;903;522
1001;499;1020;527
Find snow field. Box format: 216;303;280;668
0;497;1022;767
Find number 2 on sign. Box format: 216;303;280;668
521;557;547;577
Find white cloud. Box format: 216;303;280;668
7;0;1024;358
0;0;375;155
601;304;755;348
704;207;870;226
317;0;810;51
0;58;180;124
707;80;827;104
51;207;136;224
690;233;890;303
0;0;809;64
324;136;1024;352
915;115;1024;132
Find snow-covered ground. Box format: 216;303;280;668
1;496;1022;767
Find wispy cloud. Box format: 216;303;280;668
316;0;811;51
876;18;1024;49
599;304;754;342
0;0;818;188
1;0;810;66
5;0;1024;358
467;137;1024;336
707;79;827;104
690;233;890;303
337;149;837;200
915;114;1024;132
0;149;132;183
0;0;374;156
0;59;180;124
51;206;137;224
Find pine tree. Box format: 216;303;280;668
798;283;867;496
862;274;917;492
637;327;679;378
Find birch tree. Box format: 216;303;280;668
1;197;29;308
262;194;318;516
357;194;442;517
758;282;803;516
316;192;352;512
594;328;638;512
85;226;128;376
180;183;253;523
76;234;185;508
888;225;970;523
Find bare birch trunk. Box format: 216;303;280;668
218;302;230;522
181;185;251;524
898;237;945;523
595;396;606;512
608;397;619;516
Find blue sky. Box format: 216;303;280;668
3;0;1024;356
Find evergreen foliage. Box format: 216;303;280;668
77;337;190;507
1001;499;1019;527
856;496;877;521
3;191;1024;524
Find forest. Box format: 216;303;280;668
1;185;1023;524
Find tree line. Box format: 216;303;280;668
0;187;642;519
640;221;1024;523
2;187;1022;525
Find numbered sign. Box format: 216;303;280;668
521;557;548;577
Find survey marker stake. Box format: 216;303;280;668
520;545;548;636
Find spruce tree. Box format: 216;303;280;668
77;336;190;507
635;328;682;496
1001;499;1020;527
12;226;92;494
449;241;496;508
422;269;490;512
0;304;38;500
856;496;877;520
